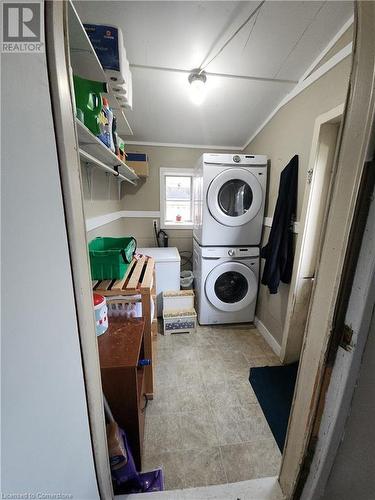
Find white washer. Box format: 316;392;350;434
193;240;259;325
193;153;267;246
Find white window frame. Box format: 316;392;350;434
160;167;194;229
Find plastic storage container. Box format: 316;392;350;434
93;293;108;336
163;290;194;312
163;309;197;335
180;270;194;289
89;237;136;280
73;75;107;135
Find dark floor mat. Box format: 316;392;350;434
249;362;298;452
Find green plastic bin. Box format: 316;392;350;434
88;237;137;280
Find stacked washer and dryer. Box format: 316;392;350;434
193;153;267;325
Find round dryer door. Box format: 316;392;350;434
207;168;263;227
205;261;258;312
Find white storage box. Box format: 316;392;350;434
106;295;155;319
163;309;197;335
163;290;194;312
137;247;181;317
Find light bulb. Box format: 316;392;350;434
188;70;207;106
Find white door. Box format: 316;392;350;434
207;168;263;227
205;261;258;312
281;108;342;363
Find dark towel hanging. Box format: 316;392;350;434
261;155;298;294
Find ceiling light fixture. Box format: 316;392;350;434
188;69;207;105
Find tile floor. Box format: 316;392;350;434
142;324;282;490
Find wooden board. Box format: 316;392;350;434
111;259;136;291
127;256;146;291
141;257;154;291
93;257;153;296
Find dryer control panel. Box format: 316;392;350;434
200;245;259;259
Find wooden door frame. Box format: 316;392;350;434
279;2;375;497
45;1;375;499
281;103;344;364
45;2;113;498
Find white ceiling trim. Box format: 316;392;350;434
299;15;354;83
242;42;352;150
125;140;240;151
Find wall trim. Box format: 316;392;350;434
254;316;281;357
86;210;161;231
298;15;354;83
125;140;240;151
242;42;352;150
85;211;124;231
123;210;161;218
86;212;301;232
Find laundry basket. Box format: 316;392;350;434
180;270;194;290
89;237;136;280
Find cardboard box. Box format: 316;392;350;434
163;290;194;312
126;152;149;177
163;309;197;335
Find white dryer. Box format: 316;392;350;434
193;153;267;246
193;240;259;325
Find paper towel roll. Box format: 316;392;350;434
84;23;128;84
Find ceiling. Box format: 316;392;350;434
74;1;353;149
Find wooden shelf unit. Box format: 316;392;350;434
68;0;133;136
93;255;156;398
77;121;138;184
98;317;146;470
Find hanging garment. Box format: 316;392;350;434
261;155;298;294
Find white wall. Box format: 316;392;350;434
1;30;99;500
245;56;351;346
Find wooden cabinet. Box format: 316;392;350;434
98;318;146;470
94;255;156;398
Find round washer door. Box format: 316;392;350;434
205;261;258;312
207;168;262;227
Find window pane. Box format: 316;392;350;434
165;200;192;223
165;176;191;201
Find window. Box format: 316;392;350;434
160;168;194;229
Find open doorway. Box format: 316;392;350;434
281;105;344;363
44;0;375;499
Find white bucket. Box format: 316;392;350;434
180;270;194;290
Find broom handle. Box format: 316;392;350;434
102;392;116;423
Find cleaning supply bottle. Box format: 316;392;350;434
98;97;116;153
73;75;107;136
112;115;119;157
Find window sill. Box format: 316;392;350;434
161;222;194;230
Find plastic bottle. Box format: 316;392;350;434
138;359;151;367
112;115;119;157
98;97;116;153
73;75;107;136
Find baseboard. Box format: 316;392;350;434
254;316;281;357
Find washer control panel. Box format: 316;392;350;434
227;247;253;257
